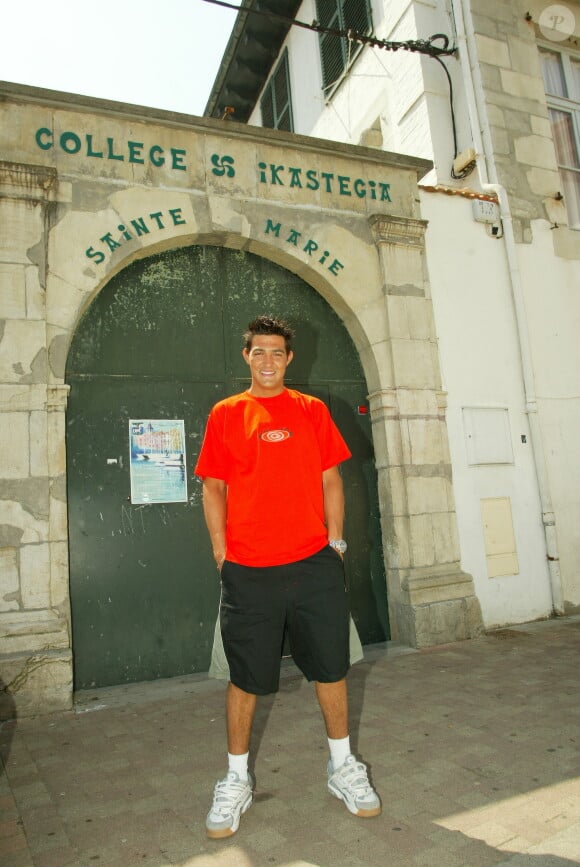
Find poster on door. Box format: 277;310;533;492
129;419;188;504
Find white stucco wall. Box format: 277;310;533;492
421;191;553;626
519;222;580;609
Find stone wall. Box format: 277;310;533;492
0;162;73;714
366;214;483;646
470;0;579;254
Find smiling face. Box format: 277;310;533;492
242;334;293;397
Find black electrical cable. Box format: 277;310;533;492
201;0;455;56
431;55;475;179
202;0;474;178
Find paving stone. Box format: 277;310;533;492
1;616;579;865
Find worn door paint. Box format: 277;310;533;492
66;245;389;689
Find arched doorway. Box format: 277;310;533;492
66;245;389;689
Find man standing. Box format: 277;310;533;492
195;315;380;838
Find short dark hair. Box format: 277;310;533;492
243;315;294;353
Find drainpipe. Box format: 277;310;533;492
450;0;564;613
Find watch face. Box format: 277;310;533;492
330;540;347;554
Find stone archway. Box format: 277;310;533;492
65;243;389;688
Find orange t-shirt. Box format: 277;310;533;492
194;388;351;566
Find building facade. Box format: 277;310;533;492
1;80;489;715
206;0;580;628
2;0;579;716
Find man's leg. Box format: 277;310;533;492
290;550;380;818
315;678;348;739
317;677;381;818
206;682;257;839
316;677;351;770
227;681;257;754
207;560;282;838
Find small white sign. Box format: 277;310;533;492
472;199;500;224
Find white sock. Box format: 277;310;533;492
328;736;351;771
228;751;249;781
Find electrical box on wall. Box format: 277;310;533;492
462;407;514;465
472;199;500;224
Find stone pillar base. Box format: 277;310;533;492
0;650;73;718
390;565;485;648
0;612;73;718
395;595;484;648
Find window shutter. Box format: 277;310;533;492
317;0;343;90
343;0;372;36
261;87;275;128
260;50;294;132
320;33;346;90
274;58;290;130
317;0;340;28
316;0;372;91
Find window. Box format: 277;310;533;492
261;50;294;132
539;47;580;228
316;0;373;95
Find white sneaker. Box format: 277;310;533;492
327;754;381;817
206;770;254;838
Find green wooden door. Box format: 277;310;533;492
66;245;389;689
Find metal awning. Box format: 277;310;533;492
204;0;302;121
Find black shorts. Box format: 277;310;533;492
220;545;350;695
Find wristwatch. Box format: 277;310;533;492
329;539;348;554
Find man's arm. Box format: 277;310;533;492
322;465;345;548
201;477;227;569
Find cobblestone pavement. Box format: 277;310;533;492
1;616;579;866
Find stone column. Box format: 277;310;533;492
0;162;72;716
369;214;483;647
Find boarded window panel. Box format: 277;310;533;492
481;497;519;578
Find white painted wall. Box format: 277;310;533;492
285;0;324;135
519;222;580;608
421;191;553;626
